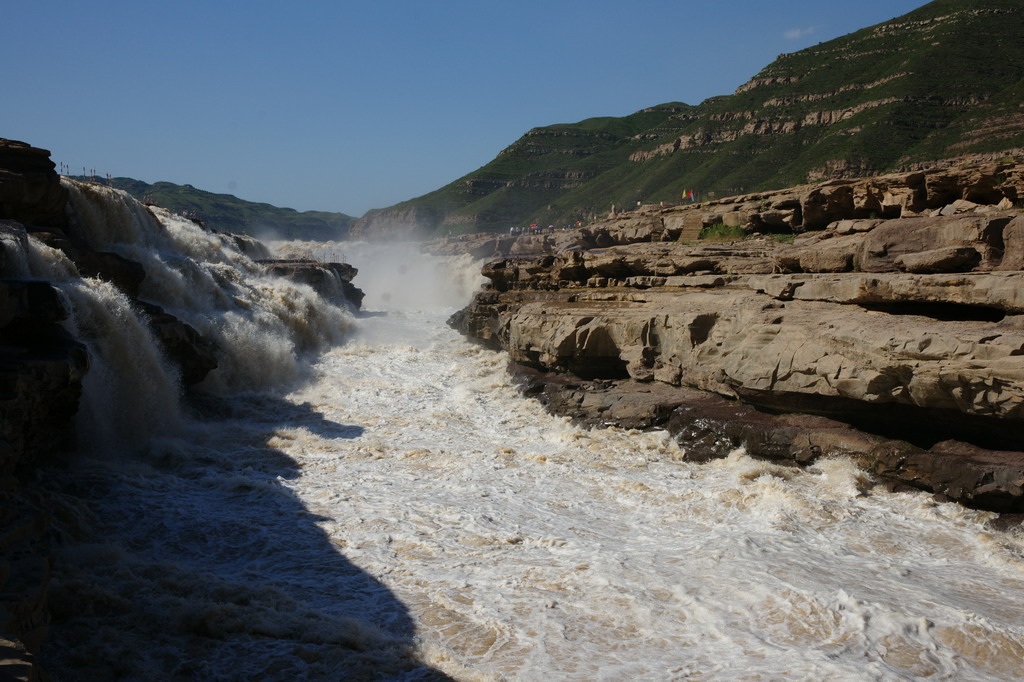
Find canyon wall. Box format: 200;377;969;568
449;163;1024;513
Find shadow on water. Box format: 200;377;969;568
36;394;454;681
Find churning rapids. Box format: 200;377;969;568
13;182;1024;680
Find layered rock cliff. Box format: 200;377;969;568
358;0;1024;238
449;162;1024;513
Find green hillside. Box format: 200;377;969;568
355;0;1024;236
84;177;355;240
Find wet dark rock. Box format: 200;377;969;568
0;320;89;474
29;229;146;299
0;280;89;477
134;301;218;387
0;281;68;328
512;371;1024;512
0;139;68;230
218;232;271;260
259;259;365;309
864;440;1024;513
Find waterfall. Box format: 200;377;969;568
61;180;355;393
65;277;184;450
13;191;1024;680
1;180;358;451
12;235;183;451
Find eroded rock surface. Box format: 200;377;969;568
450;183;1024;512
430;162;1024;257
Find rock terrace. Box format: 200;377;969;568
447;163;1024;513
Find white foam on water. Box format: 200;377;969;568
28;228;1024;680
61;180;356;393
272;310;1024;680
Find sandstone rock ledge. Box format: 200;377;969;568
449;204;1024;514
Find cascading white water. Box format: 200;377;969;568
2;180;358;451
63;277;184;450
22;214;1024;679
8;232;184;451
61;180;355;392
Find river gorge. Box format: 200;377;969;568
1;145;1023;680
31;242;1024;680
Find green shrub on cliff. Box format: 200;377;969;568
698;223;747;242
76;177;355;240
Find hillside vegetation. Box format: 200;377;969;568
354;0;1024;237
86;177;355;240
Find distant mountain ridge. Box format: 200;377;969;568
87;177;355;240
353;0;1024;237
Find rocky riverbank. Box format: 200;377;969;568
448;162;1024;514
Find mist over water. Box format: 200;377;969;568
273;239;486;312
21;191;1024;680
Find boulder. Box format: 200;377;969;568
939;199;981;216
832;219;882;235
999;216;1024;270
801;182;856;229
857;215;1010;272
798;247;854;273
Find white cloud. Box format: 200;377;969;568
784;25;820;40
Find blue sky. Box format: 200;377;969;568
5;0;926;216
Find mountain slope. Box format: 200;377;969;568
87;177;356;240
354;0;1024;237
